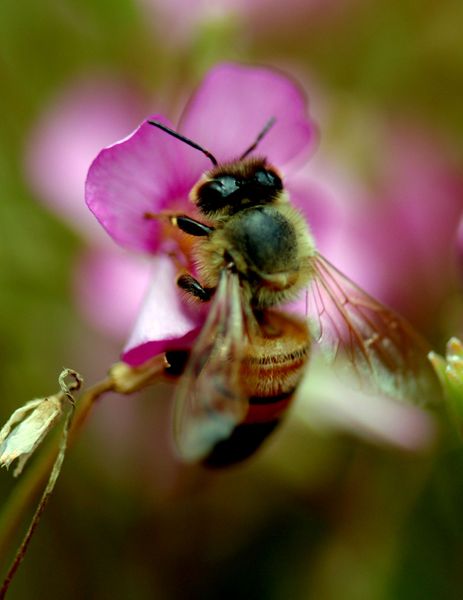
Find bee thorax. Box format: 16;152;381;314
194;200;315;309
225;206;298;274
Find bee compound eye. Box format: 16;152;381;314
254;169;282;189
205;180;224;196
197;176;240;213
212;176;240;198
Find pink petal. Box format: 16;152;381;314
85;116;211;253
285;173;340;250
296;361;435;451
122;255;202;366
339;126;463;316
74;247;152;340
139;0;355;46
179;63;317;168
24;76;145;242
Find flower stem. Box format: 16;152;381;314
0;376;114;564
0;403;75;599
0;356;168;594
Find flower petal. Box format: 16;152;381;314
295;358;435;451
24;77;146;242
285;174;341;250
122;255;202;366
73;247;152;340
85;116;211;253
179;63;316;168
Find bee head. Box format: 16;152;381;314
147;118;281;217
192;159;284;217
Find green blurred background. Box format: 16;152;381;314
1;0;463;598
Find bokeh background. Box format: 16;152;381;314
1;0;463;598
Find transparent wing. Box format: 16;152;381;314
306;252;442;406
173;268;249;461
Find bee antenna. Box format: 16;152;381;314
147;120;218;166
239;117;276;160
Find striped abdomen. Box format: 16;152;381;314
204;311;310;468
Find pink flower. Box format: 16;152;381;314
138;0;355;45
300;117;463;331
85;63;318;365
24;76;153;339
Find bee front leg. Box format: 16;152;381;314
144;212;214;237
176;273;213;302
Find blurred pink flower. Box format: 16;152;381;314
303;121;463;330
24;76;153;339
138;0;355;44
85;63;318;365
295;357;435;451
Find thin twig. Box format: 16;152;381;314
0;377;114;562
0;355;168;587
0;404;75;598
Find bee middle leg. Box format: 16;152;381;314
177;273;213;302
144;213;214;300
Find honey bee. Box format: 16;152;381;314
147;119;441;467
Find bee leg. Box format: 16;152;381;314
172;215;214;236
144;212;214;237
164;350;190;376
177;273;213;301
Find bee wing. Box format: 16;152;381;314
306;252;442;405
173;268;249;461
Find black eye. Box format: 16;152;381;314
197;176;241;214
203;176;240;199
254;169;282;189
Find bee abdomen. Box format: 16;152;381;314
203;420;280;468
202;392;293;468
240;348;308;399
245;391;293;424
240;310;310;400
204;311;310;468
